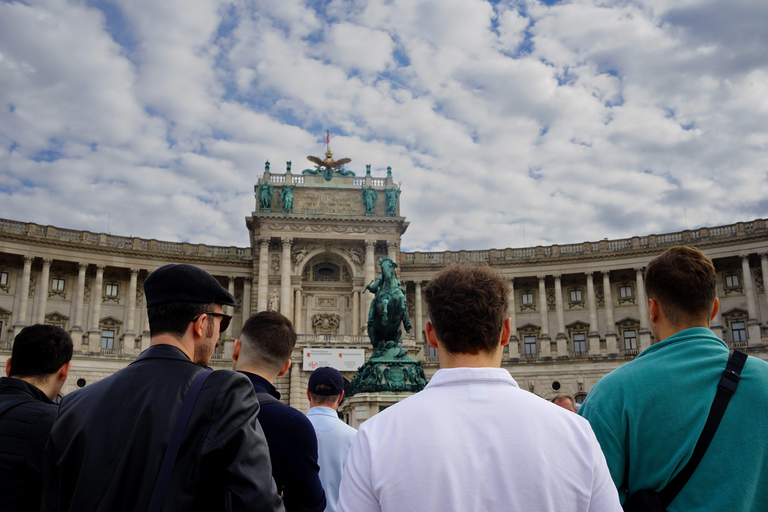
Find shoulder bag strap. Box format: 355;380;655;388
148;368;214;512
660;350;748;507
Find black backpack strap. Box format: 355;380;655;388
148;368;213;512
254;392;281;406
659;350;748;507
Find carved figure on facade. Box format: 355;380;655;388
269;291;280;312
291;244;314;272
341;246;363;272
45;312;69;330
312;313;341;335
385;186;400;216
342;267;351;282
281;184;296;212
28;275;36;299
361;186;377;215
304;149;354;181
258;180;274;210
364;257;411;356
270;254;280;274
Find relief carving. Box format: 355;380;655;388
312;313;340;335
270;254;280;274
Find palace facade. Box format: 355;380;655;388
1;162;767;418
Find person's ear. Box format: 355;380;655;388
710;297;720;321
58;361;72;383
277;359;291;377
425;321;439;349
232;339;241;362
337;391;345;406
192;313;208;338
648;298;660;324
499;317;512;347
5;358;11;377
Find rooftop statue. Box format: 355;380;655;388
281;183;296;212
303;149;355;181
362;186;377;215
258;180;274;210
385;187;400;216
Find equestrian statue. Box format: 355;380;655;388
364;257;411;357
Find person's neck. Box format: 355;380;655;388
151;335;194;360
438;347;503;369
653;321;709;344
14;375;58;401
236;365;279;384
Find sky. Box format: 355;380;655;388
1;0;767;252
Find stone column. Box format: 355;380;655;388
352;290;360;335
280;238;293;318
87;265;105;348
636;267;651;350
363;240;376;327
289;359;302;410
72;263;88;331
415;281;423;342
35;258;52;324
553;274;567;357
537;276;550;358
294;288;302;334
226;276;236;334
603;271;618;355
508;278;519;360
741;254;762;345
257;238;270;312
387;241;398;265
122;268;139;355
13;255;34;336
586;272;600;355
242;277;252;327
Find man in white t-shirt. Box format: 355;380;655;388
338;263;621;512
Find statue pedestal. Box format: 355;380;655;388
340;391;414;429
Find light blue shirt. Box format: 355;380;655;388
306;406;357;512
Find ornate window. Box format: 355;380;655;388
618;283;634;304
616;318;640;355
568;288;584;308
722;309;748;347
524;336;537;356
313;263;340;282
105;284;119;297
101;330;115;350
723;272;742;295
99;317;122;354
567;321;590;357
51;278;65;292
520;291;535;311
518;323;541;359
0;307;9;343
45;312;69;330
0;271;8;287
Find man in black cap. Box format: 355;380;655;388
306;367;357;512
43;264;283;512
232;311;326;512
0;324;72;512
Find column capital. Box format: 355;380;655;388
760;253;768;261
386;240;398;249
365;240;377;250
78;262;89;271
95;264;106;272
42;258;53;267
537;275;546;283
129;268;140;276
259;237;270;247
740;252;751;262
228;275;237;284
634;267;644;274
602;270;611;278
553;273;562;280
23;255;34;265
585;271;594;278
281;237;293;247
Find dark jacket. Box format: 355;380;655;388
42;345;284;512
0;377;56;512
241;371;326;512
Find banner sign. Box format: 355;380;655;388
303;348;365;372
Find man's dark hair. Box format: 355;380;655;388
148;302;216;338
644;246;717;326
423;263;509;355
10;324;73;378
239;311;297;370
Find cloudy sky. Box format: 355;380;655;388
1;0;766;251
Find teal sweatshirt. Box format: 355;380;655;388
579;327;768;511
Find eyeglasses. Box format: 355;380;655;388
192;312;232;332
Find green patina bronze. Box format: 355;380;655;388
257;180;274;210
281;184;296;212
303;149;356;181
349;257;428;395
385;186;400;216
361;186;377;215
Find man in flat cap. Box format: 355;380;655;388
306;367;357;512
43;264;283;512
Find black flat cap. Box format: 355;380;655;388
308;367;345;395
144;264;237;307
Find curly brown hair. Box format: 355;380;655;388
644;246;717;326
423;263;509;355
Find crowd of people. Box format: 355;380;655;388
1;246;766;511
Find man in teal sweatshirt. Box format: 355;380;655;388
579;246;768;512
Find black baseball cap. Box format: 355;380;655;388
308;367;345;395
144;264;237;307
